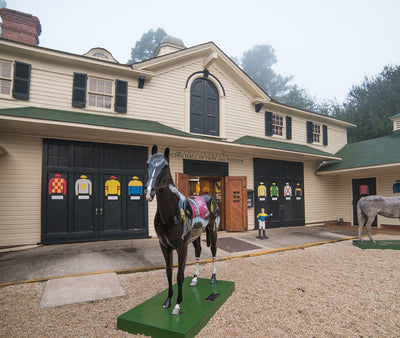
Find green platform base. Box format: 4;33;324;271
117;277;235;337
353;240;400;250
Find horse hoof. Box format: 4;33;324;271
190;277;197;287
162;299;171;308
210;273;217;284
171;304;180;315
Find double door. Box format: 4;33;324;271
42;140;148;244
254;158;304;228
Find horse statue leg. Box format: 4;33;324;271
172;244;189;315
357;200;367;242
365;216;376;244
208;214;219;284
190;237;202;287
160;245;173;309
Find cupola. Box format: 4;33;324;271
154;36;186;57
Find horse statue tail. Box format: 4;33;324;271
357;198;367;226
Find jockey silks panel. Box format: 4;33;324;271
41;139;148;244
253;158;305;228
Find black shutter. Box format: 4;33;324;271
115;80;128;113
12;61;31;100
72;73;87;108
323;125;328;145
306;121;313;143
286;116;292;140
265;111;273;136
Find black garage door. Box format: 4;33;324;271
42;139;148;244
254;158;305;228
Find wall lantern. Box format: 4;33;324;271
255;103;263;112
138;75;146;89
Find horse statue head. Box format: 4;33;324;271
145;145;172;202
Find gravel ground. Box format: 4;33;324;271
1;235;400;337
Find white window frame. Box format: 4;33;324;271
87;76;113;110
0;59;13;97
312;123;322;144
272;113;285;137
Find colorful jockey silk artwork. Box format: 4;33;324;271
257;182;267;201
295;183;302;199
359;184;369;196
105;176;120;200
48;174;67;199
128;176;143;200
270;182;278;199
75;175;92;199
284;182;292;198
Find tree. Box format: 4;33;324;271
333;65;400;142
0;0;6;8
277;85;316;112
128;28;167;64
240;45;293;98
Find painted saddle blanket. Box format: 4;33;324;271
187;195;210;220
183;196;210;242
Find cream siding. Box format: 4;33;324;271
0;134;42;246
303;161;339;224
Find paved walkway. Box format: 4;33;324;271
0;225;365;286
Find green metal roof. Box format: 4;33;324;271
0;107;343;159
233;135;339;158
0;107;197;138
318;132;400;172
390;112;400;119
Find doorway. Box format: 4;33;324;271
175;159;248;231
42;139;148;244
253;158;305;228
352;177;377;226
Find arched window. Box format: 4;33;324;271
190;78;219;136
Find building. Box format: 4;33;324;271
0;9;398;247
317;115;400;227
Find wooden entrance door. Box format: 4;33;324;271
176;173;190;196
224;176;248;231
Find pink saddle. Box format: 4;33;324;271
187;196;209;219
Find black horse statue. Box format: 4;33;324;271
144;145;220;315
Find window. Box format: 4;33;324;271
190;78;219;136
313;123;321;143
72;73;127;113
306;121;328;145
272;114;284;136
265;112;292;140
0;60;31;100
88;77;112;109
0;60;12;95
